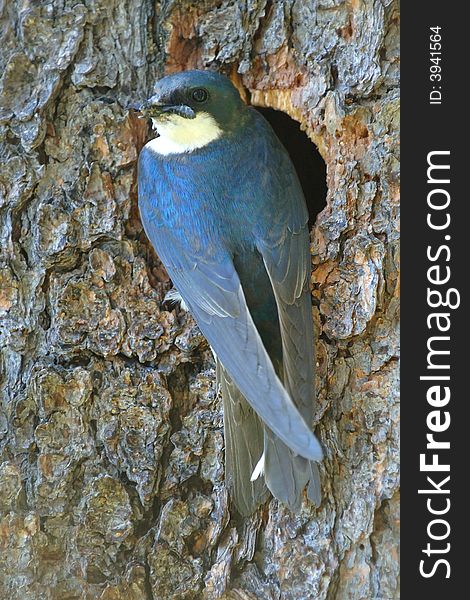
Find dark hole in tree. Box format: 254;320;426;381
255;107;327;230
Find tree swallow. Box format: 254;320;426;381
137;70;323;515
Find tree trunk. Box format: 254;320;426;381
0;1;399;599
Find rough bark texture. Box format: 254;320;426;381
0;1;399;599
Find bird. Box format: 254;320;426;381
136;70;323;515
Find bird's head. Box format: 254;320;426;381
136;70;245;155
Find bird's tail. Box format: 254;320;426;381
217;360;269;516
262;429;321;512
218;358;321;514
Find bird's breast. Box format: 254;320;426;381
139;126;271;255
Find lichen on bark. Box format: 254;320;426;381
0;1;399;599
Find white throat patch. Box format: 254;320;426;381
147;112;222;155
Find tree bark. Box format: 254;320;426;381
0;1;399;599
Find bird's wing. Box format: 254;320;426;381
252;116;316;425
247;114;323;508
258;229;315;423
139;192;322;462
216;360;269;515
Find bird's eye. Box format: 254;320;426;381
192;88;208;103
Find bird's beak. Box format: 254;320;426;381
127;97;196;120
136;94;196;120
